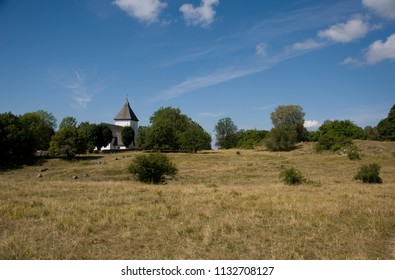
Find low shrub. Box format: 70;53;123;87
354;163;382;184
128;153;178;184
279;166;304;185
348;150;360;160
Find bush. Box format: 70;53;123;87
128;153;178;184
279;166;304;185
348;150;360;160
354;163;382;184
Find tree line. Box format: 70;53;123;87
1;104;394;168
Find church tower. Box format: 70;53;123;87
114;98;139;146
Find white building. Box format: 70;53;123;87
103;99;139;150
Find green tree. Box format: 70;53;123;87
179;122;211;152
0;112;35;168
137;126;149;149
59;116;77;130
20;110;56;151
364;126;379;141
215;117;239;149
315;120;365;151
266;105;306;151
92;123;113;151
377;104;395;141
49;127;87;158
121;126;135;148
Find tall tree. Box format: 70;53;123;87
49;127;87;158
0;112;35;167
121;126;135;148
92;123;113;151
20;110;56;150
266;105;306;151
215;117;239;149
377;104;395;141
59;116;77;130
179;122;211;152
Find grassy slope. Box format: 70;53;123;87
0;141;394;259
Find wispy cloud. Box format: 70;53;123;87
52;69;95;108
180;0;219;28
256;43;268;56
163;48;215;67
151;65;269;102
113;0;167;24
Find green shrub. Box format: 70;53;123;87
348;150;360;160
128;153;178;184
279;166;305;185
354;163;382;184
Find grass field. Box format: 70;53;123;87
1;141;395;260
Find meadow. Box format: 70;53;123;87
0;141;395;260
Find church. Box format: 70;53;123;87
102;99;139;150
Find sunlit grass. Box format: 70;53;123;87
0;141;394;259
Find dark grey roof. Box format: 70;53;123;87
114;99;139;121
105;123;124;146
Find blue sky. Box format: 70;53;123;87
1;0;394;135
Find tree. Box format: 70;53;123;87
121;126;135;148
20;111;56;151
315;120;365;151
92;123;113;151
137;126;149;149
0;112;35;168
377;104;395;141
49;127;87;158
215;117;239;149
59;116;77;130
179;122;211;152
266;105;306;151
145;107;190;151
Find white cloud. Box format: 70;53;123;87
113;0;167;24
180;0;219;28
341;56;364;67
365;33;395;64
362;0;395;20
256;43;268;56
304;120;320;130
292;38;323;50
318;15;371;43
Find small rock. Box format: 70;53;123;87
115;157;119;160
37;173;43;178
72;176;78;180
39;168;48;172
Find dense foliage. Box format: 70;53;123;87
279;166;305;185
0;111;56;168
215;117;239;149
139;107;211;152
314;120;365;152
121;126;135;148
266;105;306;151
377;104;395;141
128;153;178;184
236;129;267;149
354;163;382;184
49;126;87;158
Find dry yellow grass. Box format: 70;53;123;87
0;141;395;259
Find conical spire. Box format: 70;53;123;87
114;98;139;121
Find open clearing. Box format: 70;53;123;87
1;141;395;259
